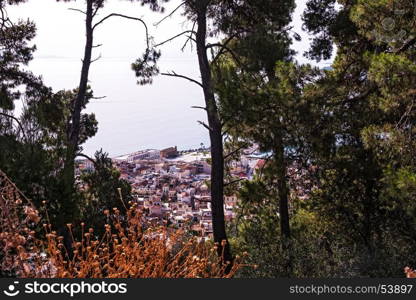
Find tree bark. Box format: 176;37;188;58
275;137;291;240
273;124;293;276
267;71;292;274
61;0;94;228
195;1;232;264
267;73;291;242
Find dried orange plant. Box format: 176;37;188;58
0;170;41;276
0;170;244;278
405;267;416;278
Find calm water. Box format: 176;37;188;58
10;0;330;157
12;0;210;157
29;58;209;157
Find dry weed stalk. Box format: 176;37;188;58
0;170;246;278
0;170;40;276
405;267;416;278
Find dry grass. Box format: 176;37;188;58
405;267;416;278
0;170;41;276
0;170;245;278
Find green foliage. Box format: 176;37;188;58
231;179;358;278
221;0;416;278
79;150;132;233
299;0;416;277
2;0;416;278
0;1;38;110
367;53;416;100
351;0;416;48
132;47;161;85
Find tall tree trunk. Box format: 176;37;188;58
195;1;232;264
61;0;94;228
275;127;293;276
267;73;291;242
275;136;291;240
268;72;292;274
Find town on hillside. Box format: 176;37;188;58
76;146;265;239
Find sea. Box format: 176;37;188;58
9;0;331;158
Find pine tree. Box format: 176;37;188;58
56;0;163;228
147;0;298;265
302;0;416;276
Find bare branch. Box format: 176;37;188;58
198;120;212;132
181;21;197;51
181;35;197;51
395;98;414;130
0;169;35;206
155;30;196;48
92;2;103;18
76;153;97;168
0;6;13;31
209;37;241;66
91;54;102;63
68;8;86;15
224;145;248;160
0;112;27;142
224;178;245;187
91;95;107;100
161;71;203;88
93;13;150;49
154;2;185;26
191;106;207;111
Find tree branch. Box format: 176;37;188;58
154;2;185;26
92;1;103;18
93;13;150;49
224;178;245;187
161;71;203;88
224;145;247;160
392;36;416;53
91;54;102;63
0;112;27;142
68;8;86;15
210;36;238;65
198;120;212;132
181;21;197;51
0;169;35;206
155;30;197;48
76;153;97;168
91;95;107;100
343;84;378;103
191;106;207;111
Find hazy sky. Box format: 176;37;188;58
8;0;331;157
